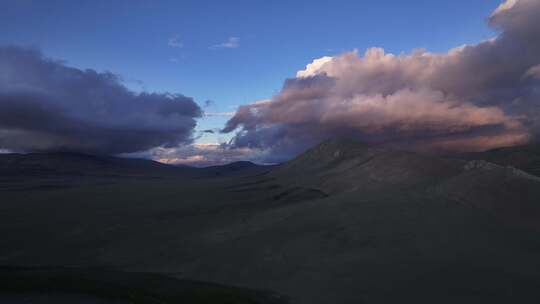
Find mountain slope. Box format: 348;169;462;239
200;161;275;177
462;144;540;177
0;152;270;179
268;140;540;228
439;160;540;228
271;139;464;194
0;152;188;178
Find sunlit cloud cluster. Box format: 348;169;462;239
224;0;540;161
127;143;268;167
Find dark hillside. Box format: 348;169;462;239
461;144;540;177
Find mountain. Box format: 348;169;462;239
0;152;271;179
0;152;189;178
200;161;275;177
461;144;540;177
267;140;540;228
2;141;540;303
270;139;464;194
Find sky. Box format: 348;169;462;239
1;0;539;166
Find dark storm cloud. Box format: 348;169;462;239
223;0;540;161
0;46;202;154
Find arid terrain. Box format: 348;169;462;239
2;140;540;303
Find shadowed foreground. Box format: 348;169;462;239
0;266;287;304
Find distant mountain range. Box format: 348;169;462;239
0;152;271;179
2;142;540;228
2;141;539;179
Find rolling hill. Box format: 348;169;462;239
461;144;540;177
0;152;271;179
2;140;540;303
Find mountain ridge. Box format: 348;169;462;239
0;152;270;179
268;139;540;229
461;143;540;177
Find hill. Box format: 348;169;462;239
0;152;188;178
270;139;464;194
0;152;271;179
267;140;540;228
2;140;540;303
200;161;275;177
461;144;540;177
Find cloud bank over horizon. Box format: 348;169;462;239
0;46;202;155
223;0;540;162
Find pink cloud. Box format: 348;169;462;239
224;0;540;160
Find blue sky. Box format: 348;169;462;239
1;0;503;145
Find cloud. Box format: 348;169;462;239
525;64;540;80
203;99;215;107
204;111;235;117
492;0;518;17
224;0;540;161
296;56;333;78
0;46;202;155
210;37;240;49
167;36;183;49
127;143;267;167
